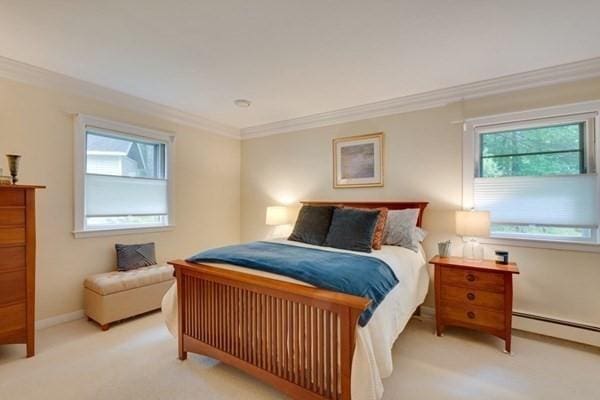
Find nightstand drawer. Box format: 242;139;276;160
441;286;504;310
441;267;504;293
441;303;505;330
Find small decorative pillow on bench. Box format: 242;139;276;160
115;242;157;271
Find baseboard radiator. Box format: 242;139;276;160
419;306;600;347
512;311;600;333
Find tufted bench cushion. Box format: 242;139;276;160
84;265;175;330
84;265;174;295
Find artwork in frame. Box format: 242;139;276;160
333;132;384;188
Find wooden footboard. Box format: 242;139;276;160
169;260;370;400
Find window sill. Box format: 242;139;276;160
73;225;175;239
479;236;600;254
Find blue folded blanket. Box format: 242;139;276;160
187;241;399;326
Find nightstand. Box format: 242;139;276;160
429;256;519;353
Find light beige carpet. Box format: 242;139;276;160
0;312;598;400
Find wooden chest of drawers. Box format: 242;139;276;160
0;184;44;358
430;256;519;353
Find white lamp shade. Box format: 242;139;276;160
456;210;490;237
266;206;290;226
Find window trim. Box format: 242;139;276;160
73;114;176;238
463;100;600;250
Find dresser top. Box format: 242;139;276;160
0;184;46;189
429;255;519;274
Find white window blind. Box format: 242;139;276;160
85;175;168;217
474;175;598;228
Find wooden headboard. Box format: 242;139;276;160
301;201;429;227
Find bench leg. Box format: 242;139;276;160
100;323;110;331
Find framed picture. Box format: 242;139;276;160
333;132;384;188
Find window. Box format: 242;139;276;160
74;115;174;237
480;123;585;178
464;102;600;245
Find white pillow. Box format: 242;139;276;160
415;227;428;242
382;209;420;251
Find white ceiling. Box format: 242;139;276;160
1;1;600;130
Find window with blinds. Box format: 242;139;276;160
74;115;173;236
85;131;168;229
473;113;598;243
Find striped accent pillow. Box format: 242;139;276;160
115;242;157;271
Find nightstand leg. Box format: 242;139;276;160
505;337;511;354
26;341;35;358
504;274;513;355
434;264;443;337
436;323;444;337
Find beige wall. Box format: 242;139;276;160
0;77;241;321
241;77;600;327
3;72;600;329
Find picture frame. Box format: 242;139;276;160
333;132;384;188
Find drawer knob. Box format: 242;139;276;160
467;311;476;319
467;292;476;301
466;274;476;282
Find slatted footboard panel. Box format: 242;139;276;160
172;261;370;400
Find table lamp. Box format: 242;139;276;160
265;206;292;239
456;210;490;260
266;206;290;226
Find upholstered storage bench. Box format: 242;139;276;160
84;265;174;330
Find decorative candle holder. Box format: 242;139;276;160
437;240;451;257
6;154;21;184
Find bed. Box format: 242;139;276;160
163;201;429;400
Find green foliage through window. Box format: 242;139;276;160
480;123;584;177
491;224;591;240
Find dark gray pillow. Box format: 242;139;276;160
115;242;157;271
323;208;380;253
288;205;335;245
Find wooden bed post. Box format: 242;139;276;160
176;268;187;361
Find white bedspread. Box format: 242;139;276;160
161;239;429;400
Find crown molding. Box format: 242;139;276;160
241;57;600;139
4;55;600;141
0;56;241;139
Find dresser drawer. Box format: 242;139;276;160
0;207;25;226
0;302;26;341
441;285;504;310
0;227;26;245
0;190;25;206
441;267;505;293
0;246;26;272
0;269;26;305
441;303;505;331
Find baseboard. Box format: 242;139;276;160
512;313;600;347
36;309;85;330
419;305;436;320
417;306;600;347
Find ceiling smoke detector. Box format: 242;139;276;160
234;99;251;108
